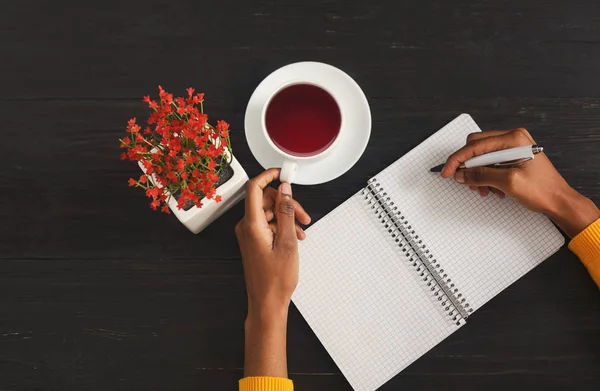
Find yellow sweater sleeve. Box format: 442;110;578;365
569;218;600;287
239;377;293;391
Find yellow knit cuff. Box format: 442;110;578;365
569;218;600;286
239;376;294;391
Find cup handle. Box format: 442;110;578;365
280;160;297;184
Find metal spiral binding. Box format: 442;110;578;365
361;178;473;325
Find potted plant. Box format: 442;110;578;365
120;86;249;234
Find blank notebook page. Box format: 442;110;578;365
293;114;565;391
293;193;461;391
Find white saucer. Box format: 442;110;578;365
244;62;371;185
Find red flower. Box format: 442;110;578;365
150;199;160;210
121;152;128;160
146;187;160;199
181;172;189;180
158;85;173;103
185;154;198;165
186;87;195;97
166;171;178;183
207;144;218;157
197;113;208;126
200;180;211;193
128;118;141;133
216;120;229;132
193;93;204;104
139;175;148;184
207;159;216;170
176;158;185;172
147;111;159;124
156;176;167;186
215;195;222;202
161;205;170;214
128;178;137;187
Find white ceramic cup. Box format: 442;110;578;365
260;81;345;184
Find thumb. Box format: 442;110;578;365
454;167;513;192
274;182;297;250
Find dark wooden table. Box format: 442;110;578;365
2;1;599;390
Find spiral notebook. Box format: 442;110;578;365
292;114;565;391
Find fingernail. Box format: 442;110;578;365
281;182;292;196
454;171;465;184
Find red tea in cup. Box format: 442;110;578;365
265;84;342;157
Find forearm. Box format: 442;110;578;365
547;186;600;238
244;307;289;378
546;185;600;288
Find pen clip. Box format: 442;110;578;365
492;157;533;167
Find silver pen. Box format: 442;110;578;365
430;145;544;172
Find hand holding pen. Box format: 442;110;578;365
430;144;544;172
434;128;600;238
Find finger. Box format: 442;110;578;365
479;186;489;197
266;203;309;225
245;168;280;222
466;130;513;144
293;199;311;226
489;187;506;198
442;135;516;178
470;185;478;191
268;222;277;235
265;208;275;222
274;182;298;251
268;222;307;240
454;166;515;192
264;186;310;225
296;225;306;240
442;130;533;178
262;187;277;211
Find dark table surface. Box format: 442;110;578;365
2;1;600;390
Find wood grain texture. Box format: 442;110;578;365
1;0;599;390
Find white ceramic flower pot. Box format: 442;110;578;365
139;155;249;234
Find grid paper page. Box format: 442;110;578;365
293;192;462;391
375;114;565;311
